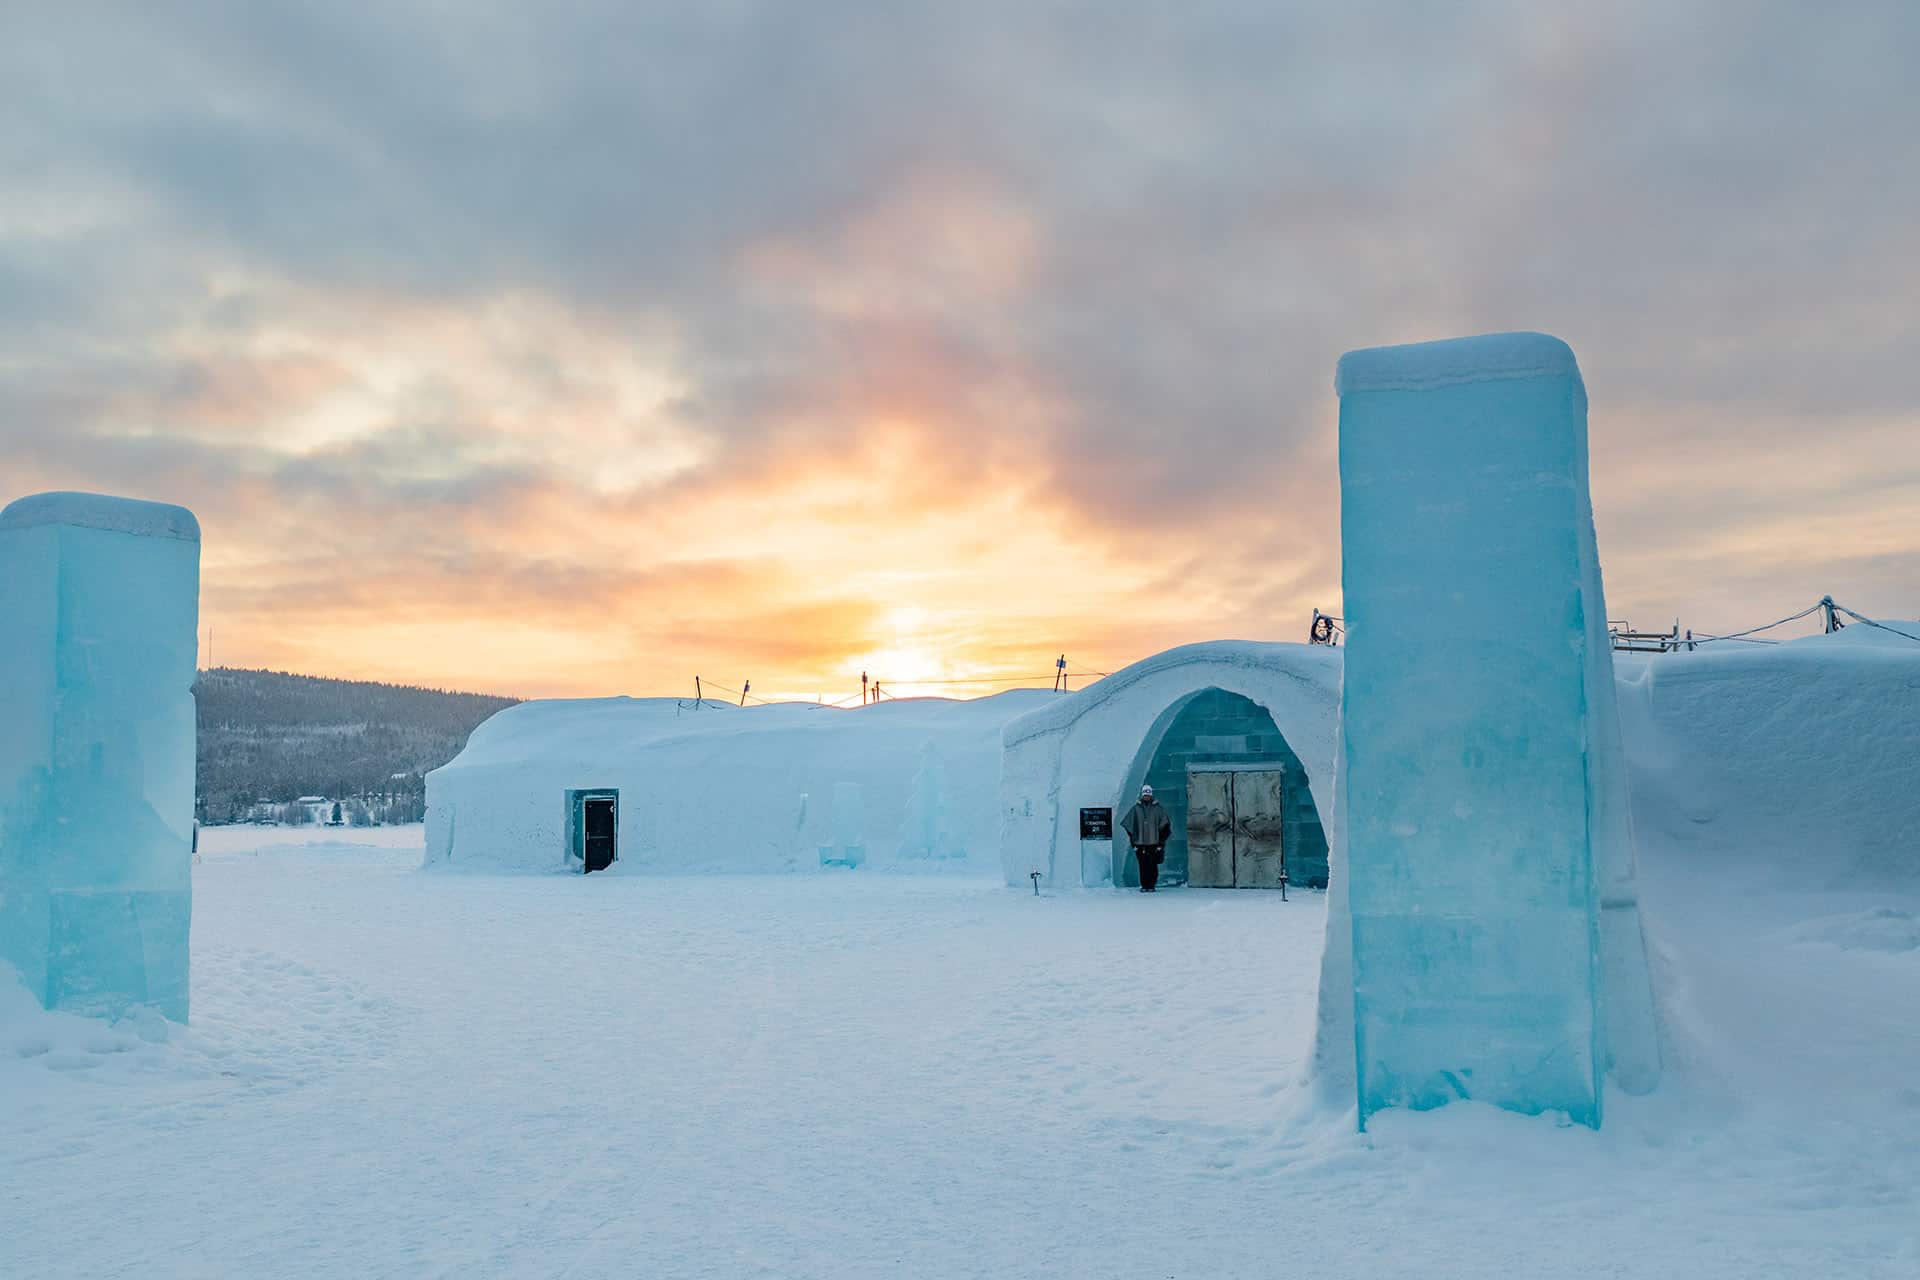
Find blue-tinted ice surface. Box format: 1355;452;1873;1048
1336;333;1635;1130
0;492;200;1022
820;780;867;868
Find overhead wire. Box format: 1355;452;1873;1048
752;597;1910;713
1623;596;1920;652
686;595;1913;717
704;596;1916;710
872;674;1060;687
1681;601;1824;646
698;679;777;706
698;595;1910;713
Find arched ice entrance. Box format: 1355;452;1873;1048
1113;687;1330;889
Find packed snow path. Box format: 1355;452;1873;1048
4;829;1916;1278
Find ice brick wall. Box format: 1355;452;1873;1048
0;492;200;1022
1333;333;1654;1129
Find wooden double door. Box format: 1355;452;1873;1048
1185;767;1287;889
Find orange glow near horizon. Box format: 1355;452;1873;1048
171;407;1333;702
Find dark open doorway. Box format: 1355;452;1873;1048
568;788;619;873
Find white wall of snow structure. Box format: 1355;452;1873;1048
426;691;1057;874
998;641;1341;889
1618;629;1920;889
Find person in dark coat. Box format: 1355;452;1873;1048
1121;783;1172;892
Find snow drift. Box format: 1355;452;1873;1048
1618;630;1920;888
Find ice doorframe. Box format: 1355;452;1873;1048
1108;685;1323;889
566;788;620;873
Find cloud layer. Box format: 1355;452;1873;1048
3;2;1916;697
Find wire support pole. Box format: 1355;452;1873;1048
1829;601;1920;646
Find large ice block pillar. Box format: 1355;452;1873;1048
1333;332;1658;1130
0;492;201;1022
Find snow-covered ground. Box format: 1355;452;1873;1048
4;825;1917;1278
198;821;431;856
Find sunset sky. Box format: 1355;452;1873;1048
3;3;1916;699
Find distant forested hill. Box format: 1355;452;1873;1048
195;668;520;821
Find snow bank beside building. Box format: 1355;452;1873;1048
426;691;1056;874
1618;635;1920;888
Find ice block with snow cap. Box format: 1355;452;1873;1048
0;491;201;1022
1333;332;1658;1130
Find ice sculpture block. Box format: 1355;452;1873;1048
1334;333;1658;1130
820;780;866;868
0;492;201;1022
